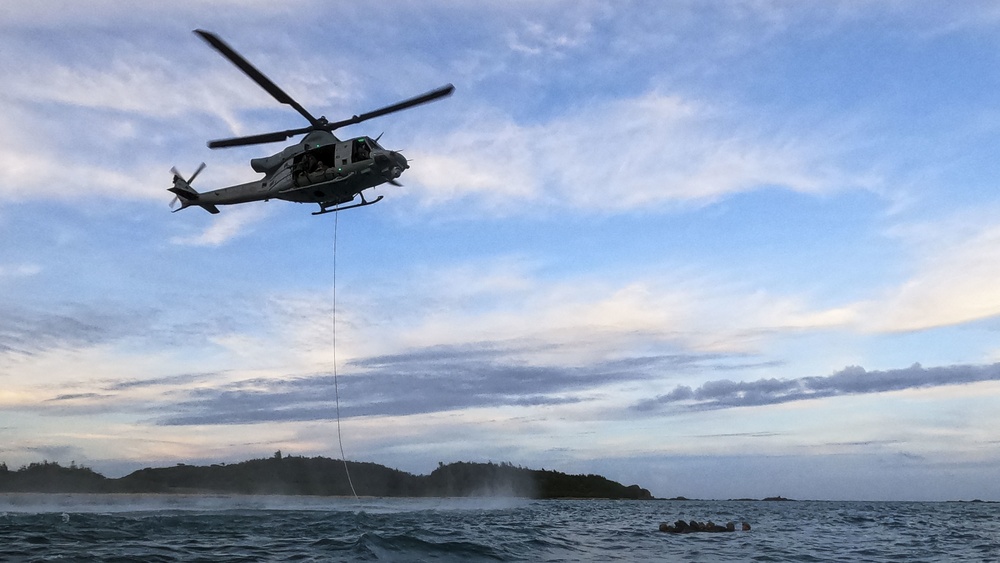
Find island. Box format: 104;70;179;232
0;455;654;500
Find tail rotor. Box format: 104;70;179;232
172;162;206;184
169;163;206;210
168;163;219;213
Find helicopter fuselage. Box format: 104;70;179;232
189;132;407;213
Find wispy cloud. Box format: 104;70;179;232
0;305;141;357
863;216;1000;332
405;91;876;214
0;263;40;279
634;362;1000;412
0;1;302;30
168;205;272;246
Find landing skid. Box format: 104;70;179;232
313;194;384;215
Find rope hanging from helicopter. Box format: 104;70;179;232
332;210;359;500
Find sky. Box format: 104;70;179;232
2;1;1000;501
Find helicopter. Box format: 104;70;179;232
169;29;454;215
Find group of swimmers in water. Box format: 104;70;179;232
658;520;751;533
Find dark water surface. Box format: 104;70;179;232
1;494;998;561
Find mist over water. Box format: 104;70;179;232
0;493;530;515
2;495;999;561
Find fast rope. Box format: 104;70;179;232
332;210;359;500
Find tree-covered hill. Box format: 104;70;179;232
0;461;112;493
0;456;653;499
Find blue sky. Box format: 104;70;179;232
2;1;1000;501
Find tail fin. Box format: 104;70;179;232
168;164;219;214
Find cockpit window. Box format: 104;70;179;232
352;138;372;162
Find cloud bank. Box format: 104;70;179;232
635;363;1000;412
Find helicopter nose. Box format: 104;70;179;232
387;151;408;180
377;150;407;181
390;151;408;170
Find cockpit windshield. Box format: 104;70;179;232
352;137;375;162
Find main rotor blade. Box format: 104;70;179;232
188;162;206;183
325;84;455;130
194;29;320;127
207;126;313;149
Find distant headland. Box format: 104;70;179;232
0;454;654;500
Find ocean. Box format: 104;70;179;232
1;494;997;561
